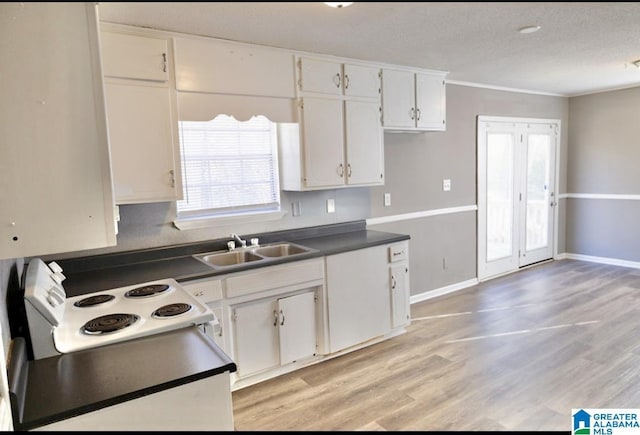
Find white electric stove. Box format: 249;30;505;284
24;258;215;360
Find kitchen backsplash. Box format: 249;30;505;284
44;187;371;261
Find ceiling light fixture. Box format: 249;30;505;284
518;25;541;34
324;2;354;8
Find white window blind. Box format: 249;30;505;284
177;115;280;218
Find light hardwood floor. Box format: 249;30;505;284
232;259;640;431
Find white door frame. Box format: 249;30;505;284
477;115;561;281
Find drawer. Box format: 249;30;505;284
225;259;324;299
180;278;223;303
388;243;407;263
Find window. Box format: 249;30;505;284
176;115;281;221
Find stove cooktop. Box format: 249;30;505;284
52;278;214;354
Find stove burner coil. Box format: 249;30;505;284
124;284;170;298
82;313;140;335
152;303;192;318
73;294;116;308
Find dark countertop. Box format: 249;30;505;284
9;328;236;431
55;221;410;297
11;221;409;430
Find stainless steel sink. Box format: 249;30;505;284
252;242;312;258
193;242;316;270
195;250;264;268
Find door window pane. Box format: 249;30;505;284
486;133;514;261
525;134;551;251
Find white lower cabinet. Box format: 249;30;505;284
231;290;317;378
325;245;392;353
183;244;410;389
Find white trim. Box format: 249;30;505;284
563;253;640;270
569;82;640;98
555;252;569;260
410;278;479;305
561;193;640;201
477;116;562;126
366;205;477;226
446;80;566;97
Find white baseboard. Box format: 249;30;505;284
410;278;479;305
562;252;640;269
555;253;568;260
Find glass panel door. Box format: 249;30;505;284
478;117;558;280
520;125;556;267
477;121;521;280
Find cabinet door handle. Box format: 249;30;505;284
416;108;421;121
335;73;341;88
162;53;167;73
391;276;397;290
273;309;278;327
344;74;349;89
280;309;285;326
169;169;175;188
337;163;344;177
410;108;415;120
347;163;352;177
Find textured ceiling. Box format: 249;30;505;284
98;2;640;96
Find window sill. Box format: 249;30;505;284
173;209;287;231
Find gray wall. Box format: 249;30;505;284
46;83;569;299
369;83;568;295
566;86;640;261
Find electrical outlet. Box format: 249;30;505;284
443;179;451;192
384;193;391;207
327;198;335;213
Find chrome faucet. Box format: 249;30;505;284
230;233;247;249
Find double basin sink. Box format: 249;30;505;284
193;242;317;270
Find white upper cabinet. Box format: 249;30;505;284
382;68;447;131
298;58;380;98
101;28;182;204
100;31;169;82
343;64;382;99
0;3;116;259
280;57;383;191
173;37;295;98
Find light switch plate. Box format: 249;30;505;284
443;179;451;192
327;198;335;213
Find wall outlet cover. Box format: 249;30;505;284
443;179;451;191
327;198;335;213
384;193;391;207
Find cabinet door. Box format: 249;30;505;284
326;245;391;353
345;100;384;186
232;299;280;378
298;57;342;95
381;69;416;129
343;64;380;98
101;31;169;81
0;3;116;259
104;82;181;204
300;97;346;188
416;73;446;130
278;291;317;365
390;264;410;328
